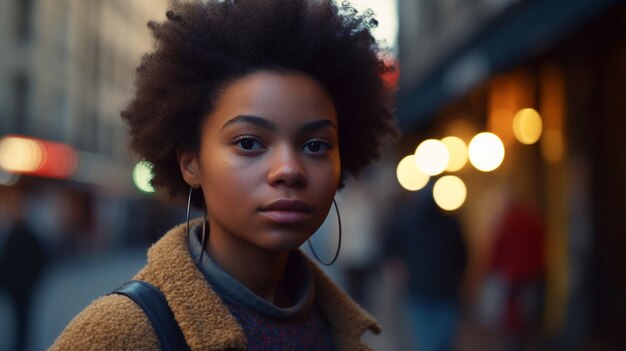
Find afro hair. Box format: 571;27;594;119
122;0;397;207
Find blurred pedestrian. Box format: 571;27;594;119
478;200;545;350
0;191;47;351
385;185;468;351
50;1;397;350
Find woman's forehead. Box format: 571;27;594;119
205;71;338;131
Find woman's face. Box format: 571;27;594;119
181;71;340;253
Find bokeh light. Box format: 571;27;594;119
414;139;450;176
0;135;78;179
433;175;467;211
37;142;78;178
441;136;468;172
468;132;505;172
133;161;155;193
513;108;543;144
396;155;430;191
0;136;44;173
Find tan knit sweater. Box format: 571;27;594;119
50;220;380;350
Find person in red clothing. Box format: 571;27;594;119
486;200;546;346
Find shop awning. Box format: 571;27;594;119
396;0;623;131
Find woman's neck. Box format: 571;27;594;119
206;231;290;305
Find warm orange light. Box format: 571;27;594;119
396;155;429;191
513;108;543;144
468;132;505;172
441;136;468;172
0;136;44;173
433;175;467;211
0;135;78;179
414;139;449;176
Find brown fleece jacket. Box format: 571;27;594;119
50;220;380;350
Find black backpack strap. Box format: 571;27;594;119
111;280;190;351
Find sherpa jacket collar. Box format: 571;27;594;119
133;219;381;351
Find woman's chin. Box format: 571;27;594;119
257;233;312;253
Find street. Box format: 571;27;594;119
0;250;147;351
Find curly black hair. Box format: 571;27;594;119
122;0;397;208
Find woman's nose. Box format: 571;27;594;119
266;146;307;188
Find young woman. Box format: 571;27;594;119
51;0;396;350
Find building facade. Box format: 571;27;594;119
0;0;169;252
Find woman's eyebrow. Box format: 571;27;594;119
221;115;276;131
300;119;337;133
221;116;336;133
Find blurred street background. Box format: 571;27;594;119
1;0;625;350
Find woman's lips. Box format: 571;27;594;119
259;210;312;223
258;199;313;224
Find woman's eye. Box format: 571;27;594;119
303;139;331;154
233;136;265;151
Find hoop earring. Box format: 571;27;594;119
186;186;207;265
307;199;342;266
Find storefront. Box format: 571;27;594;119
395;0;626;347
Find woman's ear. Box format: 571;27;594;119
177;148;201;186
